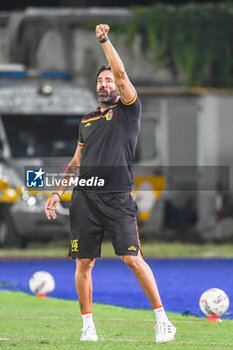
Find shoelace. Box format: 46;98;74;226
82;326;96;336
155;322;173;335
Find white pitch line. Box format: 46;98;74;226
7;316;72;320
100;337;140;343
97;318;200;324
0;337;68;341
4;316;212;324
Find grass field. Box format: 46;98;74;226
1;240;233;258
0;291;233;350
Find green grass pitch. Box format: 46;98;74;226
0;291;233;349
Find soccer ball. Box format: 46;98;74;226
199;288;229;317
29;271;55;296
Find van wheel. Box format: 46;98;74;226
0;219;8;247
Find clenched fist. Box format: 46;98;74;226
96;24;110;41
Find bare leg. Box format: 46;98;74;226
75;258;95;313
121;252;162;307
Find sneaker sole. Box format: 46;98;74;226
156;334;175;344
80;336;98;342
156;326;176;344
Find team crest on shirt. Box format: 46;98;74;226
105;109;113;121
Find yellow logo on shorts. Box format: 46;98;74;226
71;239;79;252
85;122;91;127
128;245;137;251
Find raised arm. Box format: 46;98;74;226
96;24;136;104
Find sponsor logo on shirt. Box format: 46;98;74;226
85;122;91;127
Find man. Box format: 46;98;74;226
45;24;176;344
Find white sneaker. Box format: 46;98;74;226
155;321;176;343
80;326;98;341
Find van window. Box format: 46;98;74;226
1;114;81;157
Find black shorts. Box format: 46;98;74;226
68;190;142;259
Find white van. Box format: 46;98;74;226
0;78;97;247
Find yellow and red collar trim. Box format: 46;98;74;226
82;115;100;123
120;92;137;105
81;104;117;124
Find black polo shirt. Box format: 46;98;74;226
75;94;141;192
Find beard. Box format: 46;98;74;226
97;89;118;106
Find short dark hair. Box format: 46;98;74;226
96;64;111;82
